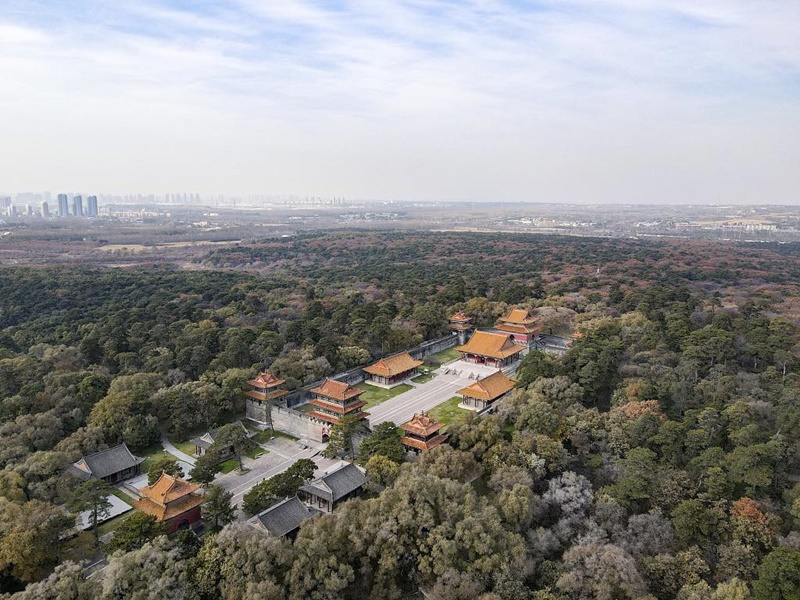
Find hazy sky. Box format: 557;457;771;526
1;1;798;203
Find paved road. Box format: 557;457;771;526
161;437;197;466
213;437;336;512
367;361;501;427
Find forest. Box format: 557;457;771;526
2;230;800;599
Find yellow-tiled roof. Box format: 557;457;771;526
455;331;523;359
457;370;516;401
363;353;423;377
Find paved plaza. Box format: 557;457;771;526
213;436;338;511
367;360;502;427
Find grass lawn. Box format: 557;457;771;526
252;429;299;444
356;382;413;409
428;396;470;427
424;347;461;368
109;487;133;504
411;370;436;384
296;403;315;414
171;439;197;457
98;510;136;537
218;458;239;474
245;446;266;459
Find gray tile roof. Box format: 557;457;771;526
190;420;249;450
250;495;312;537
300;462;367;504
70;444;143;480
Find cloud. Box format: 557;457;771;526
0;0;797;202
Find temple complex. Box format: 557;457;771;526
399;412;448;453
245;371;288;425
494;307;538;345
455;330;524;368
449;311;473;345
307;378;369;425
133;472;203;533
457;369;516;412
363;352;423;387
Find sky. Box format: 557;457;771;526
1;0;799;204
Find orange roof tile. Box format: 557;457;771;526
494;322;537;335
308;398;368;414
457;370;516;401
400;412;444;437
455;331;523;360
245;389;288;402
133;494;204;522
363;353;423;378
450;312;471;322
401;433;449;451
248;372;285;389
310;378;364;401
497;307;537;325
139;472;200;505
308;410;369;425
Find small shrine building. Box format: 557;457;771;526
133;472;203;533
457;369;516;412
399;412;448;453
363;352;423;387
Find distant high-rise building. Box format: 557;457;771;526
87;195;98;217
72;195;83;217
41;201;50;218
26;204;33;217
58;193;69;217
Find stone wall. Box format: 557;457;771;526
270;406;328;443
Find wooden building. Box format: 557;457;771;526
68;443;144;485
399;413;448;453
363;352;423;387
494;307;538;345
299;462;367;513
455;330;524;368
248;495;312;539
307;379;369;425
457;370;516;412
245;371;288;425
133;472;203;533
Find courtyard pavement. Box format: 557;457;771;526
212;437;337;513
367;360;502;427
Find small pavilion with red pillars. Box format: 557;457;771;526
399;412;448;453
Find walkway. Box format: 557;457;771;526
213;437;335;513
161;437;197;466
367;361;502;427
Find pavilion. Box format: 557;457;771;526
449;311;474;345
248;495;312;539
399;412;448;453
455;330;524;368
307;378;369;425
457;369;516;412
133;472;204;533
363;352;423;388
245;371;288;425
299;462;367;513
494;307;538;345
68;443;144;485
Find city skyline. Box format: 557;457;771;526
1;1;798;204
